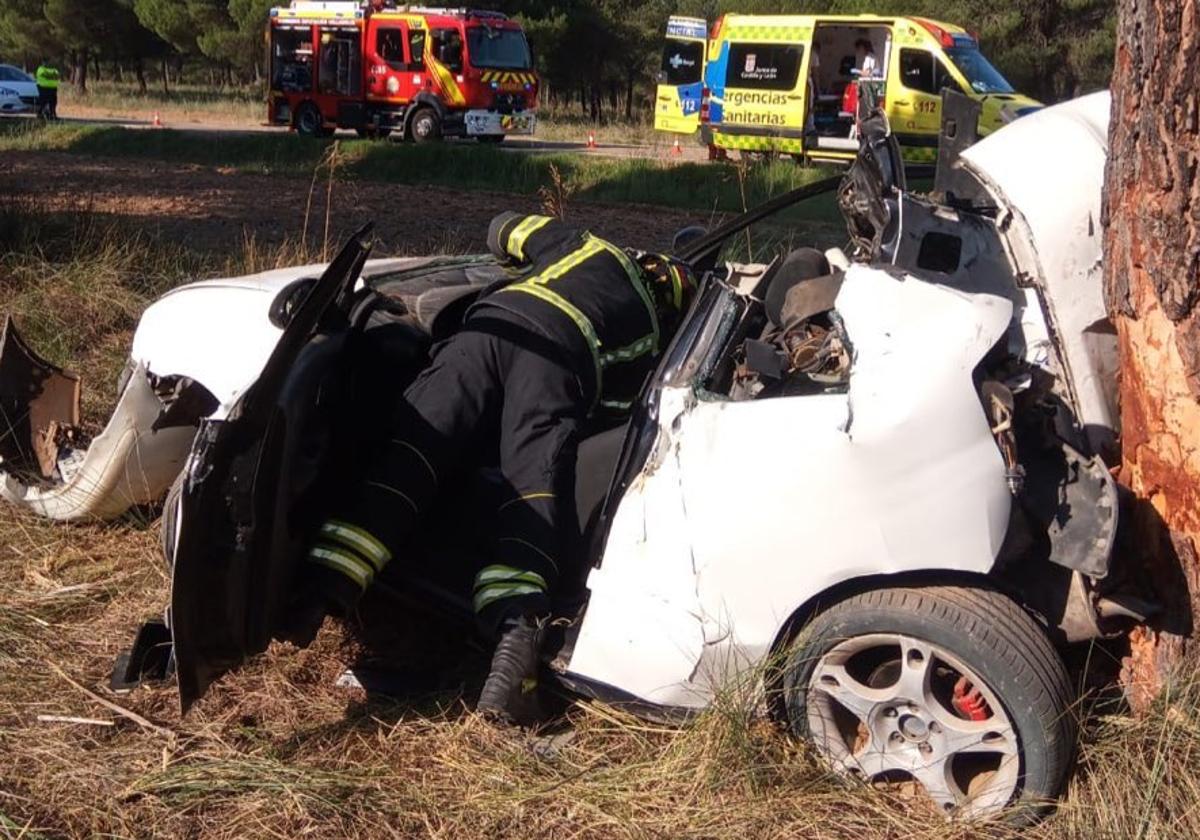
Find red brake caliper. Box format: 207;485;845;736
951;676;991;721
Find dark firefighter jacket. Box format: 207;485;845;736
479;213;661;414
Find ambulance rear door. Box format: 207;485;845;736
714;19;812;155
655;16;708;134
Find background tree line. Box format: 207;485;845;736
0;0;1114;115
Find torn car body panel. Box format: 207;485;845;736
566;267;1015;707
959;91;1116;453
0;257;461;521
0;362;198;521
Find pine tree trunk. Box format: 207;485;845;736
1104;0;1200;711
74;49;89;94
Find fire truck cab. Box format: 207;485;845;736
267;1;538;142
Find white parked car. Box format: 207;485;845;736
0;92;1146;822
0;64;39;114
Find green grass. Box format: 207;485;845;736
0;120;840;217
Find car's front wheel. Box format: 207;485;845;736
781;585;1074;823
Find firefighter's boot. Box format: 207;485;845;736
477;613;546;727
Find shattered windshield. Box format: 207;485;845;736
944;47;1015;94
467;27;532;69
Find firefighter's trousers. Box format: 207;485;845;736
308;310;586;629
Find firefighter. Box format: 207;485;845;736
34;60;60;120
289;212;697;724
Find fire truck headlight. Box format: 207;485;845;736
490;81;498;90
524;83;532;91
386;77;400;95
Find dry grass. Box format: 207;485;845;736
1;202;1199;839
57;80;264;128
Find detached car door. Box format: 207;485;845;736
169;228;373;712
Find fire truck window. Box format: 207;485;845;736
272;28;313;93
408;30;426;70
725;43;804;91
432;29;464;74
319;30;362;97
377;27;406;71
466;26;532;69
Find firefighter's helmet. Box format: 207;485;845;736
633;252;699;330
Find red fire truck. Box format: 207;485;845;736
267;2;538;142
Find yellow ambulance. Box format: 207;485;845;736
700;14;1042;164
654;15;709;135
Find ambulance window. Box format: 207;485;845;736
432;29;464;73
376;27;406;70
661;39;704;85
900;49;935;93
725;42;803;91
900;49;962;95
408;30;426;70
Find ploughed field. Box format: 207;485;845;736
1;150;702;256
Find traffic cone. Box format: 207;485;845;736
670;138;682;157
586;131;597;150
152;111;163;129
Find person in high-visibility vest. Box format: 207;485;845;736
286;211;698;725
34;61;60;119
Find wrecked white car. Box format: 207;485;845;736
0;91;1144;821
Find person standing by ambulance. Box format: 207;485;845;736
35;60;60;120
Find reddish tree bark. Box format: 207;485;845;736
1104;0;1200;710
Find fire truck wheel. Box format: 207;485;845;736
409;108;441;143
296;103;327;138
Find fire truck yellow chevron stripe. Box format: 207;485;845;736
426;53;466;107
480;71;536;85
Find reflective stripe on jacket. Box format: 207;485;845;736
481;213;660;412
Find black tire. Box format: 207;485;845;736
476;134;505;144
295;102;327;138
781;585;1074;824
408;107;441;143
160;471;184;571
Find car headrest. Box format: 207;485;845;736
764;247;831;326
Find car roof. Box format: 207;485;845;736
0;64;33;80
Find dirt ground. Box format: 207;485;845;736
2;150;709;258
